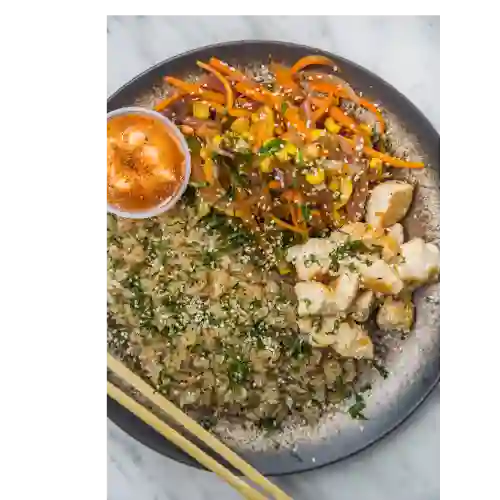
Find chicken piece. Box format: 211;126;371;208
376;297;414;333
366;181;414;228
331;322;374;359
123;127;147;146
340;222;398;261
355;258;404;295
154;167;177;182
299;316;341;347
298;316;339;335
396;238;440;284
295;270;359;316
350;290;375;323
142;145;160;164
286;238;336;281
112;176;133;192
386;223;405;246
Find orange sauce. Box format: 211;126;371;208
107;113;186;212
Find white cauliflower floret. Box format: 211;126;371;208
350;290;375;323
355;258;404;295
295;270;359;316
397;238;440;284
366;181;414;228
286;238;336;281
377;297;414;333
332;322;374;359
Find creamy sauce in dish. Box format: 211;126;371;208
107;113;186;212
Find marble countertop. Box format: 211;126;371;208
107;15;439;500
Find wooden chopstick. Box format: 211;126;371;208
107;353;292;500
107;381;266;500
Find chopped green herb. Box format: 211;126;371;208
189;181;210;189
281;101;289;115
227;357;250;385
186;136;202;155
300;204;312;222
258;138;285;156
348;393;368;420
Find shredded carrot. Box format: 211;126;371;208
291;55;338;74
328;106;360;132
284;106;309;135
197;61;234;111
234;81;282;110
362;147;425;168
307;80;351;100
270;63;300;94
228;108;252;118
208;57;246;82
282;189;303;203
359;98;386;135
270;215;308;235
343;138;425;168
164;76;226;105
154;92;184;112
311;94;334;124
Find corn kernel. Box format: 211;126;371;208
333;176;353;209
309;129;324;141
277;262;291;275
193;102;210;120
325;117;341;134
260;157;273;173
328;178;340;192
231;117;250;134
369;158;383;177
212;135;223;149
284;142;297;155
275;149;288;162
305;168;325;185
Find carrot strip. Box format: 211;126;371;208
343;138;425;168
308;80;347;99
208;57;246;82
197;61;234;111
164;76;226;105
228;108;252;118
270;215;308;235
284;106;308;135
328;106;359;132
362;147;425;168
291;55;338;74
311;94;334;123
154;92;184;112
234;81;282;110
270;63;300;94
268;180;282;190
359;98;386;134
282;190;303;204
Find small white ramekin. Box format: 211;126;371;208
107;107;191;219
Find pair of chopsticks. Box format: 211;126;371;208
107;353;292;500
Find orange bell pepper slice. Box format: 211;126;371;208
291;55;338;74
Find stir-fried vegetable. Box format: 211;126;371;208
157;55;425;254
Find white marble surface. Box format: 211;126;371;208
107;15;439;500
